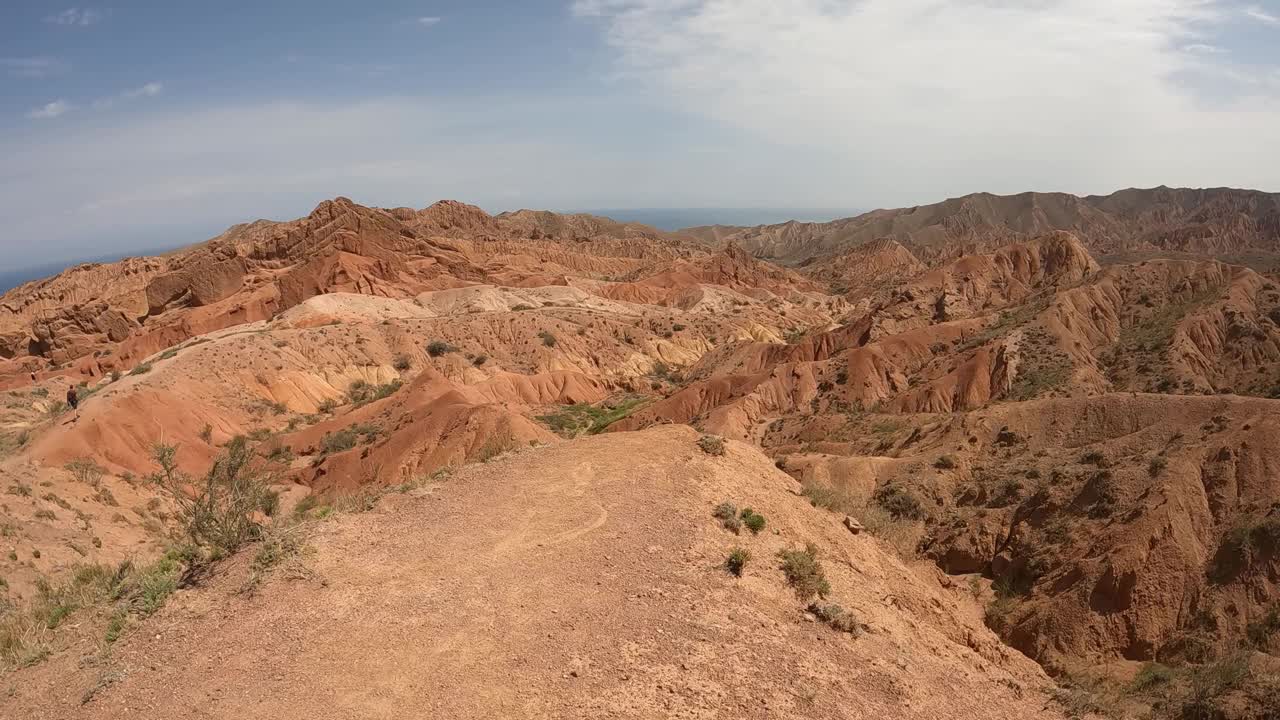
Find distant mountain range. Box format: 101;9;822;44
683;186;1280;267
576;208;863;232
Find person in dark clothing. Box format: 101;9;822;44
66;385;80;420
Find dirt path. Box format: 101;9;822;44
4;426;1064;719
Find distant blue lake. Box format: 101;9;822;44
0;261;83;295
0;249;170;294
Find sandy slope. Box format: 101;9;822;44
4;427;1062;720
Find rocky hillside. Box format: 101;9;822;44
697;187;1280;267
3;189;1280;719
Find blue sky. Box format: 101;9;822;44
3;1;1280;267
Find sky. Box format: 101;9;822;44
2;0;1280;267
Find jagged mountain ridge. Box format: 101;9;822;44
689;186;1280;267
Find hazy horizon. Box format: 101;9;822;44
3;0;1279;267
0;205;869;292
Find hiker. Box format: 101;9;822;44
66;385;80;420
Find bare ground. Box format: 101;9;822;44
3;426;1062;719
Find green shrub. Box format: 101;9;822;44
713;502;741;534
129;363;152;376
346;379;402;407
1148;456;1167;477
874;484;925;520
1080;450;1108;467
1246;606;1280;649
741;509;766;535
779;544;831;601
104;611;126;643
1131;662;1176;692
64;457;106;487
538;330;557;347
725;548;750;577
809;603;859;634
1178;653;1252;720
535;398;645;437
321;429;358;454
262;441;294;464
392;354;412;371
427;341;452;357
147;438;274;554
198;424;213;444
698;435;726;456
1212;515;1280;581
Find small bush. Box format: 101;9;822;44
321;429;359;455
1246;605;1280;649
698;435;726;456
346;379;402;407
874;484;925;520
713;502;741;534
1131;662;1176;692
65;458;105;487
511;304;534;311
262;441;294;464
392;354;412;371
742;509;767;535
1178;653;1252;720
725;548;750;577
129;363;152;377
1148;456;1168;477
779;544;831;601
147;438;274;554
426;341;452;357
809;602;860;634
318;398;338;413
538;330;557;347
1080;450;1108;467
473;355;488;366
1212;515;1280;581
198;424;213;444
934;455;957;470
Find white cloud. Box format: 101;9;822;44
27;100;72;119
415;16;442;26
123;82;164;99
573;0;1280;205
93;82;165;109
1;57;69;79
45;8;102;26
1245;5;1280;25
1183;43;1226;53
0;96;802;262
